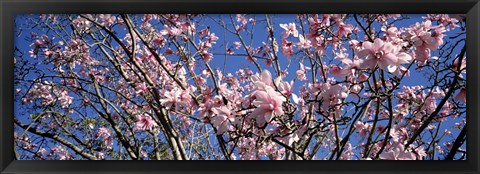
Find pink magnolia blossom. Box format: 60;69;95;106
57;90;73;108
389;126;409;142
354;121;370;138
95;127;111;138
336;22;353;37
357;38;412;73
159;88;184;111
233;41;241;49
160;25;182;36
50;145;73;160
349;40;362;50
198;28;209;37
410;21;439;50
236;14;247;25
296;35;311;49
379;143;416;160
422;95;438;114
251;69;274;90
405;20;446;63
279;23;299;38
330;65;342;77
406;20;432;42
135;82;148;96
211;105;234;134
277;80;294;96
338;58;362;77
98;14;116;27
425;14;459;30
251;87;286;126
414;146;427;159
136;114;158;131
296;63;307;81
95;127;113;149
281;38;294;58
432;27;446;48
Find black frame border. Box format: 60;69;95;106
1;0;479;174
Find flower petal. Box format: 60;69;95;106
291;93;299;104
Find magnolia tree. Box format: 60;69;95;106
14;14;466;160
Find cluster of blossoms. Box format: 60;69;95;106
306;79;349;118
405;20;446;64
356;38;412;73
22;81;73;108
135;114;158;131
249;70;287;126
48;146;73;160
94;127;113;150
